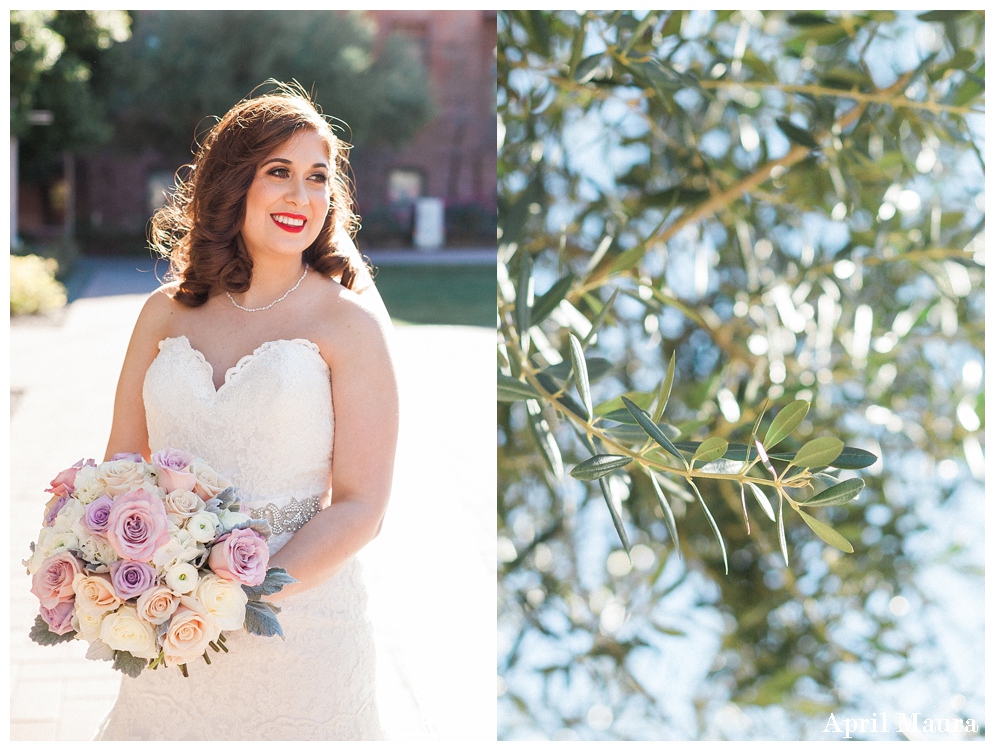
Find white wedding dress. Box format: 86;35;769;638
97;335;384;740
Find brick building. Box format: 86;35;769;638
17;10;497;252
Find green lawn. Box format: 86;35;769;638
373;264;495;328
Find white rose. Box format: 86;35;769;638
96;460;153;498
190;461;231;501
217;509;251;532
99;605;159;659
73;607;109;642
186;511;219;543
164;562;200;594
163;489;205;520
194;574;248;630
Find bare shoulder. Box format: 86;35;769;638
308;275;393;369
132;283;186;343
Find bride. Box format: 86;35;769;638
96;84;398;740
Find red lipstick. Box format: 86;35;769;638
271;213;307;233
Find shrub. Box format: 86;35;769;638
10;254;67;315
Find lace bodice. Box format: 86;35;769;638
144;336;333;549
98;334;384;740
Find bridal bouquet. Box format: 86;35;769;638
25;449;295;678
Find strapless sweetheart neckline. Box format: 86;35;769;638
161;335;324;394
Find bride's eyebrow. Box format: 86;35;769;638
261;157;329;170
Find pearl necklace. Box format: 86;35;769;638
227;266;309;312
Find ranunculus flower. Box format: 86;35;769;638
97;460;153;498
189;460;231;501
100;604;159;659
72;572;122;614
84;495;114;535
136;585;180;625
151;448;197;494
105;488;170;562
217;508;251;532
45;458;94;497
163;489;205;520
39;601;76;635
110;560;158;600
31;551;84;609
161;596;221;667
186;511;219;543
207;528;269;586
195;574;248;630
111;452;144;462
43;494;70;527
164;562;199;594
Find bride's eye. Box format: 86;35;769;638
267;167;290;178
309;172;329;184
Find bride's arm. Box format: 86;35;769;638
266;288;399;600
104;288;174;461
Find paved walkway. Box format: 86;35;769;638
9;258;495;741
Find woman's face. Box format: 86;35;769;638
241;129;331;262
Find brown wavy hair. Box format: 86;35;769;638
152;83;368;307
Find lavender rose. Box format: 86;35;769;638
31;551;84;609
208;528;270;586
40;601;76;635
111;452;144;462
106;488;170;562
84;495;114;536
109;560;158;600
43;493;70;527
151;448;197;494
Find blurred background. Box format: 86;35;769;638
497;10;984;741
10;9;497;323
10;9;495;741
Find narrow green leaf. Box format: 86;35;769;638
497;374;541;402
622;396;688;467
798;477;865;507
739;482;751;534
599;477;630;553
776;117;820;149
649;473;680;558
693;436;729;465
790;436;844;468
746;482;776;521
827;446;878;470
796;509;854;553
531;273;575;326
764;400;810;450
609;244;648;274
595;390;653;416
574;52;603;83
543;357;613;383
581;287;619;347
777;491;789;566
526;399;563;480
687;479;728;575
516;250;533;345
607;422;679;443
534;372;588;420
569;454;632;481
568;333;593;420
650;351;677;423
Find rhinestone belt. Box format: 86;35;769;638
248;494;321;535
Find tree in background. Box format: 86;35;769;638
108;10;434;160
498;10;983;740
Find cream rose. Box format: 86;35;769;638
161;596;221;667
73;607;109;642
72;572;122;614
194;574;248;631
190;461;231;501
136;585;181;625
163;489;205;520
99;604;159;659
96;460;154;498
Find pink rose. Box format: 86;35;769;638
106;488;170;562
45;458;95;496
39;601;76;635
151;448;197;494
208;528;270;586
31;551;85;609
161;596;221;667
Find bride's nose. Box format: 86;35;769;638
285;177;307;206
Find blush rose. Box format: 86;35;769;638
31;551;84;609
207;528;270;586
151;448;197;494
106;488;170;562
